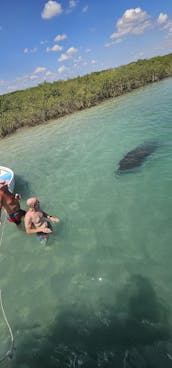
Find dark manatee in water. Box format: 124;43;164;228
117;142;158;173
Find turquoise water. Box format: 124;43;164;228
0;78;172;367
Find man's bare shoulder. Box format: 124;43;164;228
24;210;33;222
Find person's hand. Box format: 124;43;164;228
15;193;22;200
42;227;52;234
49;216;60;223
0;220;2;225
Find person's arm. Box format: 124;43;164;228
43;211;60;223
15;193;22;200
25;225;52;234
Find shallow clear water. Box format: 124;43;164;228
0;78;172;367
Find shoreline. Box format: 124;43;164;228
1;53;172;139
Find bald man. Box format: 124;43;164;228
24;197;59;239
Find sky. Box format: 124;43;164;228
0;0;172;95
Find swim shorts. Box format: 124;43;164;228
6;209;26;225
36;222;52;242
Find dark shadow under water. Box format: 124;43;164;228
10;275;172;368
14;175;32;199
116;141;159;175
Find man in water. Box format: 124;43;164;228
0;180;26;226
24;197;59;239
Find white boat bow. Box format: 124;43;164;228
0;166;15;193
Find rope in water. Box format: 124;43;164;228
0;290;14;363
0;219;15;363
0;217;6;248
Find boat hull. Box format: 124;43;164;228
0;166;15;192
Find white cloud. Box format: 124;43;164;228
33;67;47;74
110;8;152;42
57;65;67;73
46;44;63;52
66;0;78;14
82;5;88;13
157;13;168;25
105;38;123;47
157;12;172;36
66;46;78;55
45;70;54;77
69;0;76;8
30;74;39;80
58;53;70;61
58;46;78;62
54;34;67;42
106;8;172;48
0;67;63;94
24;47;38;54
41;1;63;19
30;67;55;82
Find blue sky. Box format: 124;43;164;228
0;0;172;95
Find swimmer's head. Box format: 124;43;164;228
26;197;39;208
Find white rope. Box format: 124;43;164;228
0;289;14;362
123;350;129;368
0;217;6;248
0;182;15;362
0;219;15;362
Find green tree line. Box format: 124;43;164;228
0;53;172;138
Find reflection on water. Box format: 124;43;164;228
0;78;172;367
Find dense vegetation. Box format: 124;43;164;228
1;53;172;138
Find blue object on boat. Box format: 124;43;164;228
0;173;12;181
0;166;15;192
